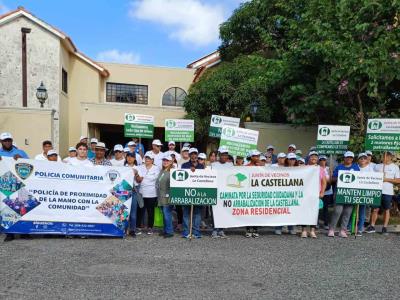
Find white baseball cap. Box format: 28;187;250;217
344;151;355;158
90;138;98;144
249;149;261;156
308;151;319;157
319;155;327;160
152;139;163;146
288;144;297;149
198;153;207;160
298;158;305;164
114;144;124;152
266;145;275;150
123;147;130;153
162;155;173;161
181;146;190;152
144;151;155;159
80;135;88;141
218;146;229;154
365;150;373;156
287;153;297;159
358;152;368;159
95;142;107;150
168;141;176;145
277;152;287;159
0;132;13;140
68;147;77;152
295;149;303;155
260;155;267;161
47;150;58;156
189;148;199;154
183;143;191;148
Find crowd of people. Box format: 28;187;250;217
0;131;399;242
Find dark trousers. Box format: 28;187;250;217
175;205;183;225
320;194;333;226
143;197;157;229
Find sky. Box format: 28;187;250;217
0;0;246;67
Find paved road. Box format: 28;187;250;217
0;230;399;300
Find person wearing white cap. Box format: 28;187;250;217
318;155;333;230
126;143;143;165
135;152;160;235
35;140;56;161
68;142;92;167
197;152;207;168
288;144;297;153
0;132;29;242
110;144;125;167
87;138;98;159
245;150;261;238
79;136;88;144
300;151;326;238
177;146;190;167
328;151;360;238
127;138;145;157
46;150;59;162
181;147;204;239
0;132;29;160
157;155;175;238
366;151;400;235
165;141;182;162
265;145;277;164
210;146;233;238
148;139;164;167
365;150;376;168
124;151;140;237
271;153;286;167
297;157;305;165
274;152;298;236
62;147;77;163
90;142;112;166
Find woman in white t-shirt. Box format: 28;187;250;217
135;153;160;235
124;152;140;237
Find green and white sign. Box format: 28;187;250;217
170;169;218;205
209;115;240;138
219;126;258;157
336;171;383;205
316;125;350;155
124;113;154;138
365;119;400;151
165;119;194;142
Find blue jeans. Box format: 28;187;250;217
129;192;138;232
161;205;174;235
183;206;201;237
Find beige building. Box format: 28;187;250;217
0;7;195;157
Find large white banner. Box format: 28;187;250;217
0;158;134;236
213;166;320;228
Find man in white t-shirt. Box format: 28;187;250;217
110;144;125;166
147;139;164;167
271;153;286;167
35;140;61;161
68;142;92;167
366;151;400;235
164;141;181;162
63;147;77;163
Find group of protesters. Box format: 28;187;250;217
0;131;399;242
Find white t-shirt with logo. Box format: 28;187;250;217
150;151;164;168
110;158;125;167
211;161;234;169
374;163;400;195
138;164;160;197
68;157;92;167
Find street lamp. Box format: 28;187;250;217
36;81;48;108
250;100;260;121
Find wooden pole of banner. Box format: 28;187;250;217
354;204;359;239
189;205;194;241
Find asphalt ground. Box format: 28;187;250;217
0;229;399;300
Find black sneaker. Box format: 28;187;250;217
164;234;174;238
365;225;376;233
129;232;137;238
382;227;388;235
4;234;14;242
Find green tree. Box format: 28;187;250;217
185;0;400;152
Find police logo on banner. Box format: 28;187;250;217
106;170;120;183
15;163;34;180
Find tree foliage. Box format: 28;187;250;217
185;0;400;151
